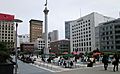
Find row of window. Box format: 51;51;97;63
0;30;13;33
115;25;120;29
101;41;114;45
39;41;45;43
72;24;91;30
59;45;69;47
102;46;114;50
0;34;13;36
73;47;91;52
72;20;90;27
38;46;45;49
102;36;113;40
73;34;91;38
72;31;91;36
101;31;113;35
73;42;91;47
0;23;14;26
102;26;113;31
115;35;120;39
0;37;14;39
32;27;42;30
72;27;91;33
0;40;14;42
38;44;45;45
18;36;29;38
0;27;14;30
73;38;91;42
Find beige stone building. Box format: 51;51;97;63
29;19;43;42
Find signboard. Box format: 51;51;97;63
0;13;14;21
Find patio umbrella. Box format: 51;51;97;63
93;52;101;56
62;54;73;58
62;52;68;54
72;51;80;55
50;52;55;55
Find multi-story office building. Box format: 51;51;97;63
49;39;70;55
18;34;30;44
20;43;34;53
42;30;58;42
35;38;45;50
17;34;30;47
70;12;114;53
34;38;50;53
48;30;58;42
65;21;73;39
99;18;120;51
0;13;15;49
29;19;43;42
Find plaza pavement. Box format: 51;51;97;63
55;65;120;74
17;58;120;74
32;58;120;74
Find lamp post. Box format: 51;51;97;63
14;19;23;74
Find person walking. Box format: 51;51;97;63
87;57;95;67
112;54;119;72
102;54;109;70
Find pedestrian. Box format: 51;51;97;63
112;54;119;72
102;54;109;70
70;61;73;68
87;57;94;67
63;61;67;68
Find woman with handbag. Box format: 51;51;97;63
112;54;119;72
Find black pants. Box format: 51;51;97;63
113;64;118;71
104;63;108;70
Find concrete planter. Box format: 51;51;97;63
0;63;14;74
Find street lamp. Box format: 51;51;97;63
13;19;23;74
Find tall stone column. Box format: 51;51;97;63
43;1;49;56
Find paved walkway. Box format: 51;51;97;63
56;66;120;74
32;60;105;72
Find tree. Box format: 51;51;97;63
0;42;11;63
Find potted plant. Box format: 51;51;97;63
0;42;14;74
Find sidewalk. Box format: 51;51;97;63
32;58;120;73
33;59;87;72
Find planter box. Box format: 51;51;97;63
0;63;14;74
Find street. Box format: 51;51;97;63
17;60;53;74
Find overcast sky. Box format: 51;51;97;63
1;0;120;39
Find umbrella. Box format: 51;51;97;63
72;51;80;55
50;52;55;55
62;52;68;54
93;52;101;56
62;54;73;58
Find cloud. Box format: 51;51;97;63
1;0;120;39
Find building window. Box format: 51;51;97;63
89;42;91;46
89;38;91;40
89;47;91;51
88;23;90;25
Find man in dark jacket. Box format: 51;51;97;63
102;55;109;70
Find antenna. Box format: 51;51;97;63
45;0;47;6
119;11;120;18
